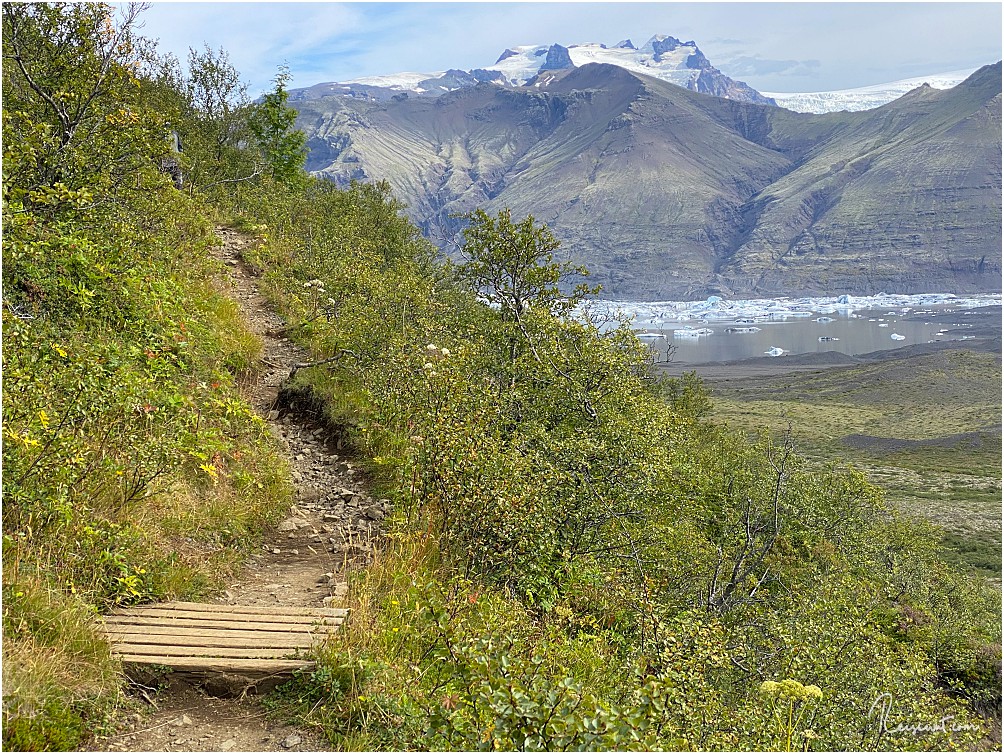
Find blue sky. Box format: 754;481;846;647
135;2;1003;97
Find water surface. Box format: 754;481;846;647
634;307;984;364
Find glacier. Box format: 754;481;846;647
764;69;975;113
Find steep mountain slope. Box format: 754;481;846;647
294;62;1002;299
724;63;1003;295
467;65;790;296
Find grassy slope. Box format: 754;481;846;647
228;183;1001;750
2;197;293;749
706;348;1003;579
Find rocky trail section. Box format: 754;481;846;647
92;227;383;752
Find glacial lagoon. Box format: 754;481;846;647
588;293;1003;365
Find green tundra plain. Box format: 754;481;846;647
699;343;1002;580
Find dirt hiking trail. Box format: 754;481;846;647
91;227;383;752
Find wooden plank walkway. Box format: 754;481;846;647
102;601;348;677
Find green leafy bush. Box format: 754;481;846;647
234;190;999;750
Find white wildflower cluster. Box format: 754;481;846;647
302;280;337;320
422;343;452;377
425;343;451;357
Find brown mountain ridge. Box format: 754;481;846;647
293;62;1002;300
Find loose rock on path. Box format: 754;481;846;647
91;226;379;752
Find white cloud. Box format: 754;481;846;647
138;3;363;93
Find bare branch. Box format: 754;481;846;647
196;165;265;191
287;349;359;380
3;7;72;135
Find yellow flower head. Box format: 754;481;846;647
779;679;805;699
759;681;780;696
760;679;822;702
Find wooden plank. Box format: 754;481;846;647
104;631;318;649
112;607;345;623
104;634;315;650
168;601;348;617
103;624;327;640
104;609;344;625
102;615;342;632
118;655;316;674
111;644;306;659
108;635;310;650
113;602;348;618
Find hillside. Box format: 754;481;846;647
729;63;1004;294
295;62;1002;299
4;6;1001;752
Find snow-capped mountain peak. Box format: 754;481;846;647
477;36;771;103
640;34;694;58
494;48;520;65
287;35;774;105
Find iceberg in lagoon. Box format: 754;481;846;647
587;292;1000;325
